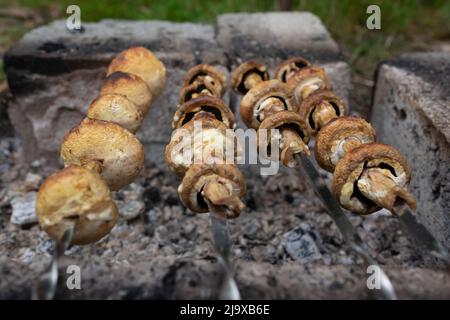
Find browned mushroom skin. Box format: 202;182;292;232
231;61;270;94
178;80;221;105
258;111;312;167
274;56;311;83
178;163;246;217
240;79;297;130
286;66;331;105
183;64;227;97
36;166;118;245
299;89;348;134
87;94;144;133
173;95;236;129
107;46;166;99
332;143;413;215
100;71;153;116
61;118;145;191
315;116;376;173
165;112;235;178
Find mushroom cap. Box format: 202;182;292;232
258;110;311;142
299;89;347;133
61;118;144;191
315;116;376;172
183;64;227;96
286;65;330;89
332;143;412;215
178;80;221;104
173;95;236;129
100;71;153;116
87;94;144;133
178;163;245;213
107;47;166;99
240;79;296;130
231;61;269;94
274;56;311;82
165;112;236;178
36;166;118;245
258;111;312;165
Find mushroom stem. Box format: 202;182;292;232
280;127;310;167
256;97;285;122
81;160;103;174
357;168;417;215
243;73;264;91
312;101;338;130
202;179;245;219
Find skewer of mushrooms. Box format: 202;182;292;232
34;47;166;299
165;64;245;299
231;61;312;167
232;59;399;299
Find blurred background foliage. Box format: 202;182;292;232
0;0;449;84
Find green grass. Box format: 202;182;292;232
0;0;449;82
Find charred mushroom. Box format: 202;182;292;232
100;71;153;116
286;66;331;106
315;116;376;172
178;164;245;218
61;118;144;191
87;94;144;133
183;64;227;97
258;110;312;167
274;56;311;83
172;95;236;129
107;46;166;99
165;112;237;178
231;61;269;94
240;79;297;130
332;143;416;215
299;89;347;134
36;166;118;245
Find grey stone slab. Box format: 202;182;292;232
371;52;450;248
216;12;342;64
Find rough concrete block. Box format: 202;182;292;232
371;52;450;248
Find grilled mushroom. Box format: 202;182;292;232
183;64;227;97
286;66;331;106
274;57;311;83
178;164;245;218
107;46;166;99
165;112;236;178
315;116;376;172
332;143;416;215
100;71;153;116
61;118;144;191
240;79;297;130
178;80;221;104
231;61;269;94
36;166;118;245
87;94;144;133
299;89;347;134
258;111;312;167
172;95;236;129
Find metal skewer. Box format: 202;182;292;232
32;224;74;300
208;208;241;300
395;207;450;265
295;153;397;300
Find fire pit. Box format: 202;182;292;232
1;12;449;300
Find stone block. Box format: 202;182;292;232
371;52;450;248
